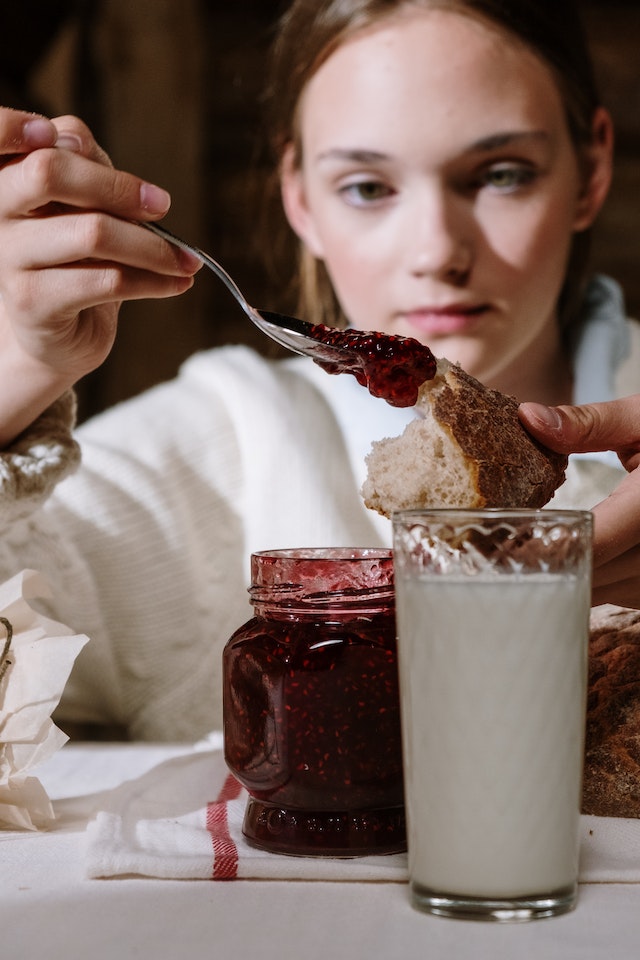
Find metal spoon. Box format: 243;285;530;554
143;221;346;362
143;221;438;406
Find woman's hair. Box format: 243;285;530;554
260;0;603;350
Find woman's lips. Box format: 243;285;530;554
402;305;488;336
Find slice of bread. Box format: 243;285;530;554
362;358;567;517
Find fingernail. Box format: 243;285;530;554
178;248;203;272
140;182;171;215
23;117;57;147
55;132;84;153
522;402;563;432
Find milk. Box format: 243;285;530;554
395;572;589;901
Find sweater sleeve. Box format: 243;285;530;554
0;353;252;740
0;390;81;526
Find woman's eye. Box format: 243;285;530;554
481;165;536;192
338;180;394;206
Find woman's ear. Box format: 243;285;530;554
280;143;325;258
573;107;614;232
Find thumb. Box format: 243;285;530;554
519;397;640;457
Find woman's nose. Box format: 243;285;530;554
408;189;472;284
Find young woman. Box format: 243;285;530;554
0;0;637;739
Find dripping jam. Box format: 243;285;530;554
308;324;437;407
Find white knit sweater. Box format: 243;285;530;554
0;281;635;741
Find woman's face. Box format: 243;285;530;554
282;7;609;396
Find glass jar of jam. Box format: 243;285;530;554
223;547;405;856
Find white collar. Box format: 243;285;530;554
571;275;629;468
572;274;629;406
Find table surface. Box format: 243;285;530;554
3;743;640;960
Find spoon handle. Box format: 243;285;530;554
142;220;252;314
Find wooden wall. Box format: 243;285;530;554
583;2;640;327
4;0;640;419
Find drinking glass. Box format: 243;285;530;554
392;509;593;921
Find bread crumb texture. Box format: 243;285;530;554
362;360;567;517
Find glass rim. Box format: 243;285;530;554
391;508;593;523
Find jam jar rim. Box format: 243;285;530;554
249;547;395;611
251;547;392;562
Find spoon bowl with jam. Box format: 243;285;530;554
144;220;437;407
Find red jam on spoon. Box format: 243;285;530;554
308;324;438;407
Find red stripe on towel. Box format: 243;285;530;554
206;773;242;880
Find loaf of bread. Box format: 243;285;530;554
362;358;568;516
583;605;640;817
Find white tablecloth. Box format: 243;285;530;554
3;742;640;960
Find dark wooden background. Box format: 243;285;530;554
2;0;639;421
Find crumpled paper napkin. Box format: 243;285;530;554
0;569;89;830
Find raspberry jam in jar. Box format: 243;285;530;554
223;548;405;856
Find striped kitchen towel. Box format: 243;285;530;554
84;731;640;883
84;732;408;881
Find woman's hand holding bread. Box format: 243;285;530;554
520;397;640;609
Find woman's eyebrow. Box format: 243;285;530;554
467;130;551;152
314;133;550;165
315;148;390;164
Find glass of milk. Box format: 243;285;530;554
392;508;593;922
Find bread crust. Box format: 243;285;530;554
362;361;567;517
583;606;640;817
432;364;567;509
